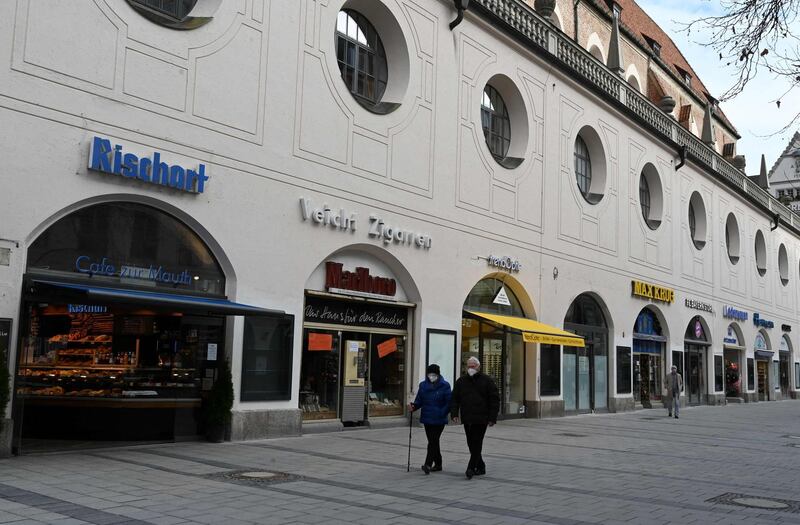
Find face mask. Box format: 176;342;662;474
427;374;438;382
467;368;478;377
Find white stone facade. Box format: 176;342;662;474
0;0;798;449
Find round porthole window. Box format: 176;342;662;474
479;75;528;169
778;243;788;285
333;1;409;115
639;163;662;230
688;192;707;250
725;213;740;264
573;126;607;205
126;0;218;29
755;230;767;277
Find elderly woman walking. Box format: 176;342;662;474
409;364;452;474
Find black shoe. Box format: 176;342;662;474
667;412;672;417
430;465;442;472
474;468;486;476
674;415;679;419
465;468;474;480
421;464;431;475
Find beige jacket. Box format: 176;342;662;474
665;372;684;397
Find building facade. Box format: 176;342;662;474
771;132;800;211
1;0;799;454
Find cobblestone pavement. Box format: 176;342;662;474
3;401;800;524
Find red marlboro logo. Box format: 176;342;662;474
325;262;397;297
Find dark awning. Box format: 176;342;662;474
755;350;774;360
32;279;282;317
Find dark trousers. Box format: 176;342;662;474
423;424;445;467
463;423;488;471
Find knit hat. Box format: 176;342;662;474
426;364;440;375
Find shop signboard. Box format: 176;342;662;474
324;261;396;298
723;306;748;321
74;255;193;286
753;313;775;329
782;324;792;332
486;255;522;273
631;280;674;304
88;136;209;194
723;325;740;347
493;287;512;306
685;298;713;313
304;294;407;330
754;333;768;352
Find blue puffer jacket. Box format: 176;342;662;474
412;378;452;425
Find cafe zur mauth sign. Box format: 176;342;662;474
631;280;674;304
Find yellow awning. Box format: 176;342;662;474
465;310;585;347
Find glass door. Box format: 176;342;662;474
368;334;404;417
564;348;576;412
687;348;705;405
481;323;504;400
300;329;340;420
564;346;591;414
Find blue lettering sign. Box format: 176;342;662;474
753;313;775;329
722;306;748;321
88;136;208;194
74;255;192;286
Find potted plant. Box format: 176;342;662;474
205;359;233;443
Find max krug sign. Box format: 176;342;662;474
631;280;674;304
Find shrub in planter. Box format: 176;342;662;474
205;360;233;442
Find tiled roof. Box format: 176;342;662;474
586;0;738;136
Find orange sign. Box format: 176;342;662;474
377;337;398;358
308;333;333;351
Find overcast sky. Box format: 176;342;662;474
636;0;799;175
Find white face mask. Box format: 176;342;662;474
467;368;478;377
427;374;438;382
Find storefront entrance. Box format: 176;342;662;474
300;254;414;424
754;331;773;401
684;316;709;406
461;278;526;417
563;295;608;414
13;202;275;452
779;335;792;398
632;308;664;408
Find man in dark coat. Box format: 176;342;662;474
450;356;499;479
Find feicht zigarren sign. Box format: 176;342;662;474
631;280;674;304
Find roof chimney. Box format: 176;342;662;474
607;4;624;76
701;103;715;146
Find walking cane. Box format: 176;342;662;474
407;407;413;472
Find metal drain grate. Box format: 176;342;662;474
707;493;800;513
556;432;588;438
212;470;302;485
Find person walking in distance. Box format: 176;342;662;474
666;365;684;419
409;364;452;474
450;356;499;479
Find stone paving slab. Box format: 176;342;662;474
1;402;800;524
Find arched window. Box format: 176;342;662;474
336;10;388;107
574;136;592;200
481;85;511;161
463;278;523;317
27;202;225;295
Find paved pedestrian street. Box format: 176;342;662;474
2;402;800;525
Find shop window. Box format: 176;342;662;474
795;362;800;389
616;346;632;394
540;344;560;396
725;213;740;264
336;10;389;112
240;315;295;401
773;361;780;390
126;0;216;29
747;357;755;390
639;163;663;230
481;85;511;162
301;329;340;419
574;126;606;204
755;230;767;276
426;329;457;384
714;355;723;392
688;192;707;250
369;334;405;417
27;202;226;296
778;243;789;285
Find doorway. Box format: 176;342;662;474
563;295;608;414
686;347;705;405
757;360;769;400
